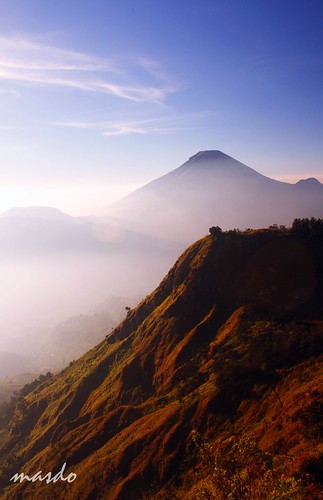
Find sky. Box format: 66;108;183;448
0;0;322;215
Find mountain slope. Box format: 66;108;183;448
103;151;323;243
0;222;322;499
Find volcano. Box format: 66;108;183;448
104;150;323;243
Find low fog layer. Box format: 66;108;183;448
0;208;181;374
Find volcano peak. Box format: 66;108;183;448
188;150;230;162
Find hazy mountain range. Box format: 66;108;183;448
103;150;323;243
1;224;321;498
0;206;179;256
2;150;322;253
0;150;322;376
0;148;322;496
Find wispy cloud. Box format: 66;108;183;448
0;35;177;103
54;119;180;136
53;112;210;137
0;88;20;104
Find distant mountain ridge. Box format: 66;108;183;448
103;150;323;243
296;177;323;189
0;207;180;257
1;151;322;380
1;206;73;221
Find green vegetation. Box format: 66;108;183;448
209;217;323;239
19;372;53;397
291;217;323;236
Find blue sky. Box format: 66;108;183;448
0;0;322;214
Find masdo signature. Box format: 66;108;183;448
10;462;76;484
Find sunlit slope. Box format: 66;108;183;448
104;151;323;243
0;222;322;499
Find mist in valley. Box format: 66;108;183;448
0;151;322;382
0;209;182;380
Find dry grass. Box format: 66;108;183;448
0;224;322;498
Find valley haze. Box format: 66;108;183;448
1;220;322;499
0;2;322;496
0;150;322;379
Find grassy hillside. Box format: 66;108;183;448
0;220;322;499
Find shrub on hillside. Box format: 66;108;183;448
191;432;310;499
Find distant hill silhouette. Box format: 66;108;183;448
103;150;323;243
0;207;179;256
0;351;30;378
0;222;322;498
1;206;73;221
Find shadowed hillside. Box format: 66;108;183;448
0;220;322;499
